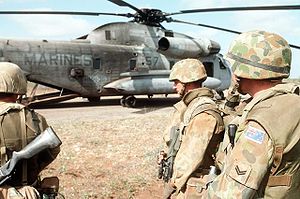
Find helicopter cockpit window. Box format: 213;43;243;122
202;62;214;77
129;59;137;71
105;30;111;40
93;58;101;69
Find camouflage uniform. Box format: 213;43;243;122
0;62;60;199
163;59;224;198
207;31;300;198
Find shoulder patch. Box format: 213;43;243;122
244;126;265;144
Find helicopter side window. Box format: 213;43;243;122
129;59;137;71
93;58;101;69
169;60;175;69
202;62;214;77
105;30;111;40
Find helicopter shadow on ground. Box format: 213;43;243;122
29;96;180;113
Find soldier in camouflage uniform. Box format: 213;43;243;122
159;58;224;199
207;30;300;198
0;62;61;199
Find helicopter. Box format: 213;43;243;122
0;0;299;107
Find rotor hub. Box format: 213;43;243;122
133;9;166;26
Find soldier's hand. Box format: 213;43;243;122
157;150;166;164
163;182;176;199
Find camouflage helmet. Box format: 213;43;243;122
169;58;207;83
0;62;27;94
226;30;291;79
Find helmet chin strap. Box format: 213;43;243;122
179;84;186;98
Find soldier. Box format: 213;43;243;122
159;58;224;199
207;30;300;198
0;62;61;199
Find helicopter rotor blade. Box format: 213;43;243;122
170;18;300;50
170;19;241;34
107;0;146;18
0;10;134;17
290;44;300;50
168;5;300;15
0;2;299;50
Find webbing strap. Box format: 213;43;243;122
270;145;284;175
20;108;28;185
267;175;292;187
191;104;224;134
0;115;7;166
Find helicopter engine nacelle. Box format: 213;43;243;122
157;37;220;59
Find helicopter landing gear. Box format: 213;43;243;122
120;95;136;108
87;97;100;102
120;96;126;107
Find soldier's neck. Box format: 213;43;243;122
250;80;281;97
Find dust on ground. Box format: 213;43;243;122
37;97;175;199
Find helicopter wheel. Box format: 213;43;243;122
120;96;126;107
87;97;100;102
124;95;136;108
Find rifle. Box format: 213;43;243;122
0;126;62;186
161;126;181;182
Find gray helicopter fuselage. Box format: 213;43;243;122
0;22;231;98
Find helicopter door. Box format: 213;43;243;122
202;62;214;77
128;59;137;71
90;56;109;90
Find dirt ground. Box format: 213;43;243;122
35;96;178;199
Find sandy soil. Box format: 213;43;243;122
35;96;178;199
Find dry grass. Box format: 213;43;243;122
41;113;168;199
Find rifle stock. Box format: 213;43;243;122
0;126;62;185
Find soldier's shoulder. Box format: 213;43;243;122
0;102;25;115
253;93;300;113
184;96;218;123
192;95;215;107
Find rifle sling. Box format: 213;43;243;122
20;108;28;185
0;115;7;166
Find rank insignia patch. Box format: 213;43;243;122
244;126;265;144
